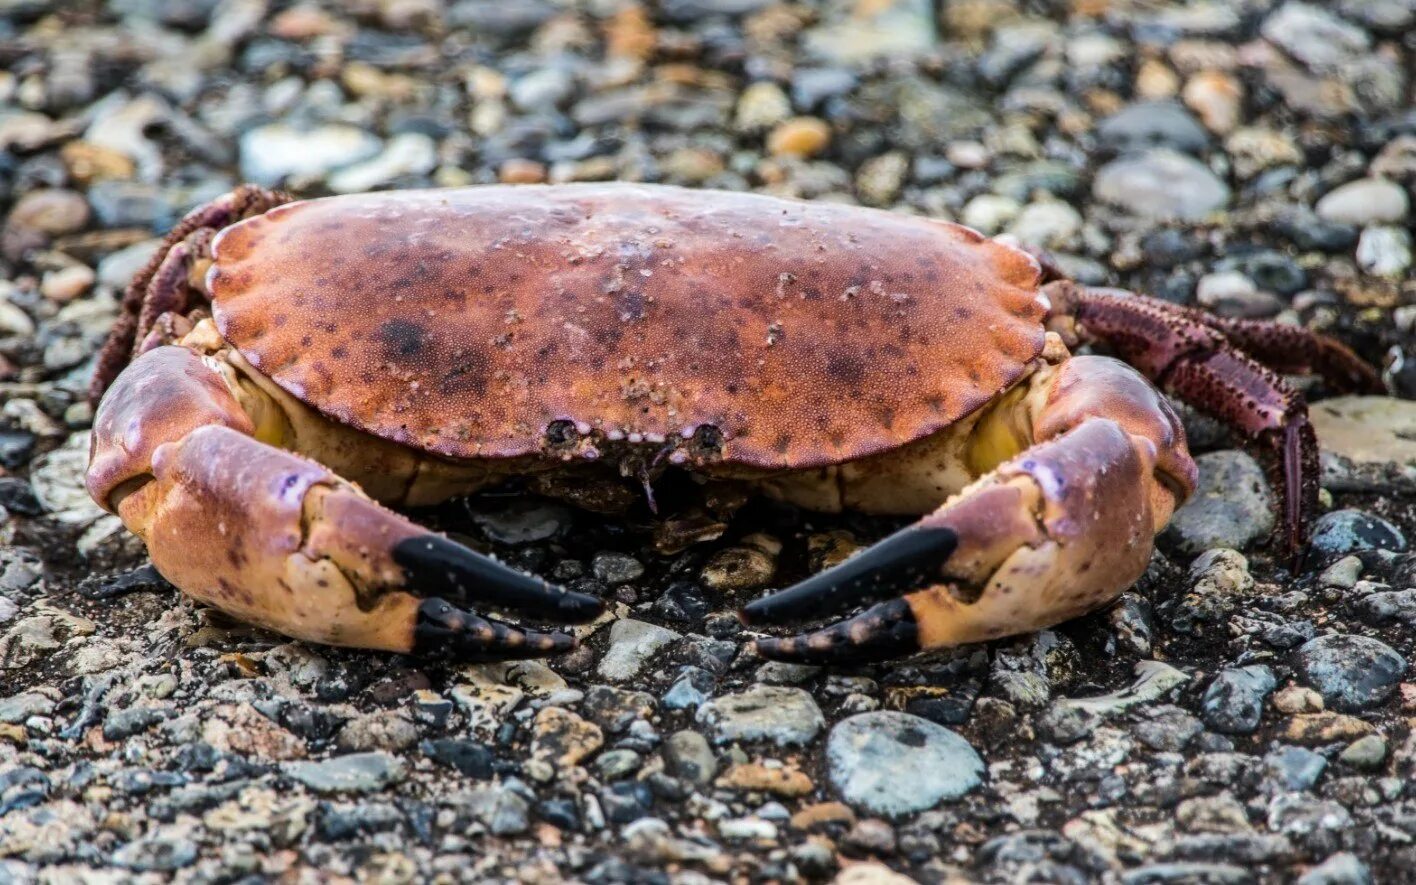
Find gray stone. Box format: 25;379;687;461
1316;178;1409;225
1337;734;1386;770
284;752;405;793
592;552;646;585
1097;101;1210;154
1264;745;1327;791
1262;2;1371;72
1356;225;1412;277
662;730;717;784
598;619;681;682
696;685;824;747
1295;633;1406;712
0;690;54;724
1202;665;1277;734
1093;149;1230;221
1353;589;1416;628
113;836;198;872
1309;509;1407;556
239;123;382;186
328;132;436;194
1312;396;1416;493
826;711;984;816
1296;852;1374;885
1162;451;1274;554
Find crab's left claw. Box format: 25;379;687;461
743;356;1197;664
88;346;601;658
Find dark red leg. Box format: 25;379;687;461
89;185;290;405
1041;281;1372;568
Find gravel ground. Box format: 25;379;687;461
2;1;1416;882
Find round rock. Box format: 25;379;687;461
1315;178;1409;226
1092;149;1230;221
1162;451;1274;554
1309;509;1407;556
1296;634;1406;712
695;685;824;747
826;711;984;817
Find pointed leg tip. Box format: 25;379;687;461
557;590;605;624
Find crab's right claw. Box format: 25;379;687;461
88;345;600;658
742;356;1197;664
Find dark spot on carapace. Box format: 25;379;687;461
379;318;429;359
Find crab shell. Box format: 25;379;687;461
90;182;1372;662
207;184;1047;471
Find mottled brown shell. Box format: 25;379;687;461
208;184;1045;469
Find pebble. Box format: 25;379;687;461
328;132;436;193
1096;101;1209;154
1162;451;1274;554
1266;744;1328;791
1337;734;1387;771
5;188;89;239
961;194;1022;234
592;552;645;585
1261;2;1371;72
1006;201;1082;250
735;82;792;132
1315;178;1409;225
39;266;94;302
531;706;603;768
1296;852;1374;885
239;123;383;185
662;730;716;784
284;753;405;793
1355;226;1411;277
696;686;824;747
1092;149;1230;221
1311;397;1416;493
826;711;983;816
597;619;681;682
1201;665;1277;734
1309;510;1407;556
1295;634;1406;712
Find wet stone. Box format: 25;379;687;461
1296;852;1375;885
1295;634;1406;712
1201;665;1277;734
1265;745;1328;792
1309;510;1407;556
1097;101;1210;154
696;685;824;747
112;836;198;872
662;730;718;787
420;739;494;778
1162;451;1274;555
283;752;405;793
597;619;681;682
1092;149;1230;221
826;712;983;817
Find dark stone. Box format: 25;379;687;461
0;478;42;516
1097;101;1210;154
420;738;494;778
1295;634;1406;712
600;780;654;824
1201;666;1277;734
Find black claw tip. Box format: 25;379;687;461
751;598;921;665
393;534;603;623
741;525;957;626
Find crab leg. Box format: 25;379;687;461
88;345;601;658
743;355;1197;663
1040;281;1367;564
89;185;291;405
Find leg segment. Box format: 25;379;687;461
89;185;291;405
88;345;600;657
1041;281;1375;563
743;355;1196;663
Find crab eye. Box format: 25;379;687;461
690;424;723;458
544;420;578;449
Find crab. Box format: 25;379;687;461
85;183;1381;664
